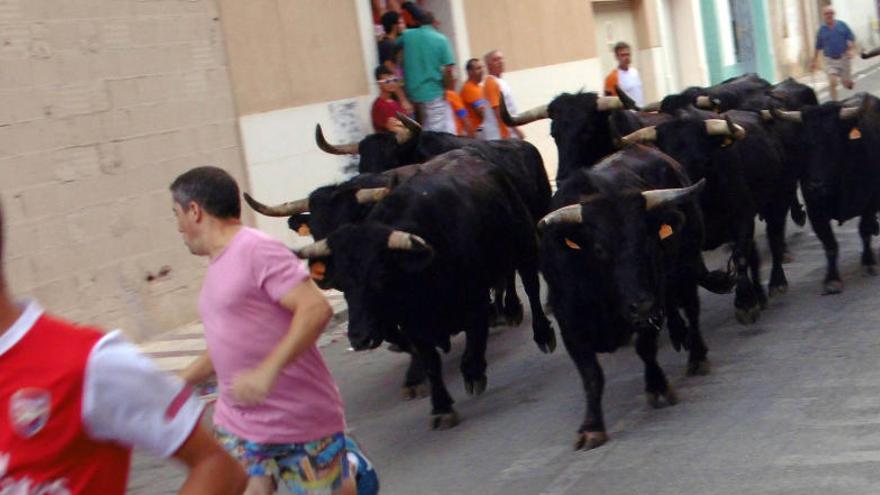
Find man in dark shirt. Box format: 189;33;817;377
378;11;404;73
811;5;855;101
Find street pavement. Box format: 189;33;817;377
128;64;880;494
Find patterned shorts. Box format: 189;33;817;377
214;427;349;495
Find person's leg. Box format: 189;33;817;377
842;59;854;90
828;72;839;101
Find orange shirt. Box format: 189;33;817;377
460;80;487;131
603;69;619;97
445;90;468;136
482;76;509;138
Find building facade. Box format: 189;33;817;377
3;0;876;341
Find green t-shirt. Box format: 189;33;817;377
396;26;455;103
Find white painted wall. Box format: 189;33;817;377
833;0;880;49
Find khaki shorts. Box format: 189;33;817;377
825;56;852;81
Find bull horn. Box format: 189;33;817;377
641;101;662;112
695;95;714;109
596;96;623;111
315;124;359;155
243;192;309;217
760;109;773;121
387;231;431;251
705;119;746;140
839;106;861;120
394;112;421;143
355;187;392;204
620;126;658;145
501;96;549;126
642;178;707;211
537;204;583;230
771;109;802;123
295;239;331;259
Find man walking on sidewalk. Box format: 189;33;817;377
811;5;856;101
0;199;246;495
171;166;355;495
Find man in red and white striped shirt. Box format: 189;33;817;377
0;200;246;495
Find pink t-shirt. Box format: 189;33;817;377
198;227;345;444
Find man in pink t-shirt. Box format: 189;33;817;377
170;166;355;495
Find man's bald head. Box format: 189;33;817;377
823;5;835;25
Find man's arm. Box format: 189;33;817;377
178;351;213;386
173;423;247;495
231;279;332;405
394;87;414;114
442;64;455;92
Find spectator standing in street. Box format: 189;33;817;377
396;10;457;134
0;199;246;495
482;50;524;140
445;67;475;137
603;41;645;107
811;5;856;101
460;58;487;138
371;65;406;133
171;167;355;495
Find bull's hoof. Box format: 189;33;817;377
822;280;843;295
687;360;711;376
536;330;557;354
735;305;761;325
430;411;460;430
464;376;487;396
865;265;877;276
401;383;430;401
574;431;608;450
768;283;788;298
647;386;679;409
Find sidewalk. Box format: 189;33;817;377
795;54;880;100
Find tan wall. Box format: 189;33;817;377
463;0;597;70
0;0;248;341
219;0;369;116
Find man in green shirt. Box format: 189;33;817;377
395;11;456;133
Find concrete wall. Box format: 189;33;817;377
0;0;248;341
833;0;879;49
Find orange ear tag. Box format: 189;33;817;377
309;261;326;281
297;224;311;237
850;127;862;140
659;224;674;240
564;238;582;250
720;136;734;148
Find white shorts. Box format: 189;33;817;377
418;97;456;134
825;56;852;81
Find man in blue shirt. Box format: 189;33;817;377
811;5;855;101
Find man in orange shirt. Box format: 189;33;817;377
445;69;474;137
460;58;487;138
483;50;524;140
603;41;644;106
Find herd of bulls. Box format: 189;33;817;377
244;73;880;450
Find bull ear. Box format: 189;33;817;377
642;178;706;211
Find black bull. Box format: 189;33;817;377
771;94;880;294
540;145;708;450
244;141;555;399
295;151;556;429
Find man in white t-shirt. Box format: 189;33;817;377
603;41;644;107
